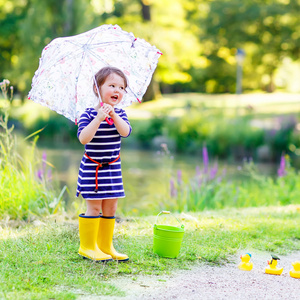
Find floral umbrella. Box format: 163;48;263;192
28;24;162;123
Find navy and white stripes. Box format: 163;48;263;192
76;107;131;200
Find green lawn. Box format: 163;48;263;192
126;92;300;119
4;92;300;124
1;206;300;299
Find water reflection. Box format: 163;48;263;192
40;146;278;215
41;147;171;214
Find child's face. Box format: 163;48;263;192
99;73;126;107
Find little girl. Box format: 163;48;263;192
76;66;131;262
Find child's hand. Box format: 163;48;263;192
109;107;116;119
96;103;111;121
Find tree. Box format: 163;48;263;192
104;0;202;96
2;0;100;99
185;0;300;92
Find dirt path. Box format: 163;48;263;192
82;251;300;300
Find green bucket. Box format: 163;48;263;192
153;211;184;258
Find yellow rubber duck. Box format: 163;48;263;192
238;253;253;271
290;261;300;279
265;254;283;275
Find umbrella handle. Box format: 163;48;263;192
100;102;114;125
106;117;114;125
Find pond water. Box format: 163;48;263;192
40;145;278;215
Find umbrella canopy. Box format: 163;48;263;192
28;24;162;123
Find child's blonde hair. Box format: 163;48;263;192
94;66;128;96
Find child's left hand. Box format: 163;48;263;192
109;107;116;119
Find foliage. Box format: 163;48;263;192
133;115;167;147
184;0;300;93
1;0;299;96
1;207;300;298
9;100;78;145
165;149;300;213
0;109;66;220
8;93;300;160
135;108;268;157
1;0;101;98
130;93;299;159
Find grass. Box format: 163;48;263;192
0;107;66;220
1;206;300;299
7;92;300;124
126;92;300;118
1;92;300;298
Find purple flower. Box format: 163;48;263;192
42;151;47;173
170;178;177;198
203;145;209;174
36;169;43;180
47;169;52;181
277;155;287;177
210;162;218;180
36;151;52;182
177;169;182;186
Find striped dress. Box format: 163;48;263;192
76;107;132;200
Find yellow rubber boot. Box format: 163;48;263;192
78;214;112;262
98;216;129;262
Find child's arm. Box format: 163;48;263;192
79;105;111;144
110;112;130;137
110;109;131;137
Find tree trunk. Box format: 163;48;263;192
141;0;151;21
64;0;73;35
139;0;161;102
143;75;161;102
267;71;275;93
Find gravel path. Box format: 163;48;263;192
88;251;300;300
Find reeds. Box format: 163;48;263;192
166;145;300;212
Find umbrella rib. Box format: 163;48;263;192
83;47;142;104
74;32;99;101
86;48;144;102
39;48;83;72
29;26;161;119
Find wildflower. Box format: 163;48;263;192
47;169;52;181
210;162;218;180
177;169;182;186
36;169;43;180
36;151;52;182
202;145;209;174
170;178;177;198
1;79;14;101
42;151;47;173
0;79;10;86
277;154;287;177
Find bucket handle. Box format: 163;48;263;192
155;211;184;229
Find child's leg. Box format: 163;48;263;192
78;212;112;262
86;200;102;216
78;199;112;261
102;198;118;216
98;198;129;261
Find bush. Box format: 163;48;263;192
134;108;298;162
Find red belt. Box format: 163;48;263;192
84;152;120;192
